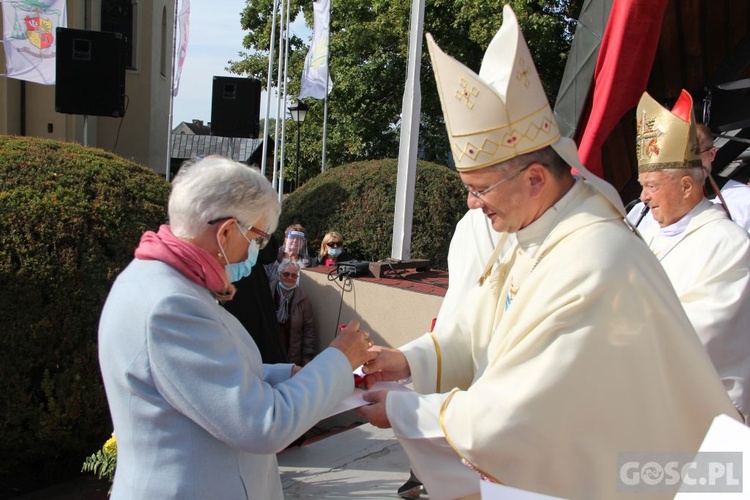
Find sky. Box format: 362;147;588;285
171;0;309;129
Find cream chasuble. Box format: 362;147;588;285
641;199;750;421
388;181;739;500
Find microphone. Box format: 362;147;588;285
635;204;650;228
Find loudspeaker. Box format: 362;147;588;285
55;28;126;117
210;76;261;138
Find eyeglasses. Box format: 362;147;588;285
326;241;343;248
464;162;533;201
280;272;299;279
208;217;271;249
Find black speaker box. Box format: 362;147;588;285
55;28;126;117
210;76;261;138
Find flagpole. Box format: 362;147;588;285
261;0;281;177
391;0;424;260
271;0;286;192
321;0;331;173
166;0;181;181
278;0;293;202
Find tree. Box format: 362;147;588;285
230;0;583;184
0;136;170;495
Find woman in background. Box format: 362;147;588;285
318;231;354;267
271;259;317;366
267;223;316;282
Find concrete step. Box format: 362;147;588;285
279;423;414;499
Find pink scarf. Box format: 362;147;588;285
134;225;235;302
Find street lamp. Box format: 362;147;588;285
288;99;309;191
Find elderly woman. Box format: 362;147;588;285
271;259;316;366
98;157;374;499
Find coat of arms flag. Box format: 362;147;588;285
2;0;67;85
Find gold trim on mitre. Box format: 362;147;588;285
426;5;560;172
636;90;702;174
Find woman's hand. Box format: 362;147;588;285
329;320;377;370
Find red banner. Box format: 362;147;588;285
576;0;669;177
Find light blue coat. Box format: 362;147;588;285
98;259;353;499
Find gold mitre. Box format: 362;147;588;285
426;5;560;172
636;90;702;174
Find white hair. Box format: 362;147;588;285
168;156;281;238
279;258;302;273
663;166;706;184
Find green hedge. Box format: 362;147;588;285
0;136;170;495
279;159;467;270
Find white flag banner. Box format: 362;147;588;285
172;0;190;96
1;0;67;84
298;0;332;99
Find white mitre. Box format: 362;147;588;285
426;4;625;215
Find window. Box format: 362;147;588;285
160;6;167;76
101;0;138;70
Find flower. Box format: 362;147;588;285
82;432;117;494
103;434;117;456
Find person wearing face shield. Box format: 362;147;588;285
97;156;376;499
270;259;317;366
318;231;354;266
266;224;318;282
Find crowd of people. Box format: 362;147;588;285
221;222;355;366
96;4;749;500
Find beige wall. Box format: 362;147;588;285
0;0;174;173
301;269;444;353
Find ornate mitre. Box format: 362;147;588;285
426;4;626;216
636;90;702;173
426;5;559;172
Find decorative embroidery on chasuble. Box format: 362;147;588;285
439;390;505;484
429;330;443;393
505;277;519;311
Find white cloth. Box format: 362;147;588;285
435;208;508;327
387;180;739;500
625;200;658;235
640;198;750;420
99;259;354;499
298;0;332;99
395;209;507;496
714;179;750;233
172;0;190;96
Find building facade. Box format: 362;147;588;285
0;0;176;173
